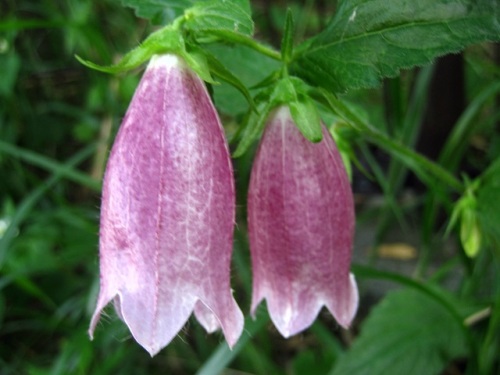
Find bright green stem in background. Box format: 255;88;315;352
322;92;465;193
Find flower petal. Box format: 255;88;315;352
248;105;358;338
90;54;243;356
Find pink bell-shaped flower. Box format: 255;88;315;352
89;54;243;356
248;105;358;338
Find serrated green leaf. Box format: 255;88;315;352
119;0;192;24
294;0;500;93
184;0;253;36
331;288;468;375
289;96;322;142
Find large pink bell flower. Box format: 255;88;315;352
248;105;358;338
89;54;243;356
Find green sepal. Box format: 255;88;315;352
195;46;256;110
233;76;324;157
182;46;216;84
289;94;322;143
233;98;274;158
272;77;322;142
75;26;185;74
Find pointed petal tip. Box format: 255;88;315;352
88;308;102;341
271;310;318;339
223;304;245;349
253;294;321;339
330;273;359;329
252;274;359;338
193;296;244;349
144;344;161;358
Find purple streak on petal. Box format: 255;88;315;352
248;106;358;338
89;54;243;356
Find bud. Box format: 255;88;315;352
248;106;358;337
89;54;243;356
460;208;481;258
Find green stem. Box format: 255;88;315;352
320;92;465;193
195;313;270;375
209;30;282;61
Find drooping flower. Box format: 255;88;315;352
89;54;243;356
248;105;358;338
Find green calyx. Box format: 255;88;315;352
75;25;186;74
233;76;322;158
447;178;482;258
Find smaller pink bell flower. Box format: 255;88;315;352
248;105;358;338
89;54;243;356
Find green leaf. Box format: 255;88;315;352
294;0;500;93
184;0;253;36
181;47;216;83
331;288;468;375
293;350;335;375
119;0;193;24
